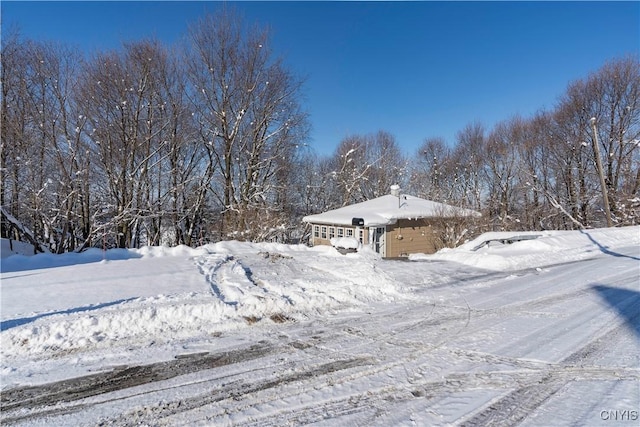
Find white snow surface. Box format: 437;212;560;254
302;194;480;226
1;226;639;426
330;236;360;249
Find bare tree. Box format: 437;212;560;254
482;118;523;230
184;10;308;240
360;131;407;199
549;100;595;228
77;40;183;247
33;41;88;252
584;57;640;224
409;137;451;201
516;112;557;230
329;131;406;206
292;152;341;217
1;30;29;240
541;56;640;228
330;135;370;206
452;122;486;211
1;34;89;252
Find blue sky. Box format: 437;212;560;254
3;1;639;155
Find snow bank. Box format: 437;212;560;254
2;227;637;362
3;293;243;357
2;227;639;425
1;240;401;359
1;238;35;258
0;248;141;273
0;244;212;273
330;237;360;250
410;226;640;270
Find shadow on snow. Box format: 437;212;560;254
580;230;640;261
0;248;143;274
591;284;640;340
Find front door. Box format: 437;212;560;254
371;227;386;257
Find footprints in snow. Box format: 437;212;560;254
196;253;288;312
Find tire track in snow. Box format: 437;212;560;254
196;250;351;316
196;253;237;305
193;254;639;427
0;303;465;426
140;306;493;425
4;300;636;427
98;357;373;427
4;247;637;425
212;358;638;427
459;282;640;427
0;342;275;419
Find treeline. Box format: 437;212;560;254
1;11;639;253
310;53;639;233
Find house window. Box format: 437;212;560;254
314;225;320;238
346;228;353;237
321;226;327;239
337;228;344;238
329;227;335;239
358;229;364;243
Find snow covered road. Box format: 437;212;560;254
1;228;639;426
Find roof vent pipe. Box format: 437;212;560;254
390;185;401;208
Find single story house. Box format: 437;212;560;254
302;186;481;258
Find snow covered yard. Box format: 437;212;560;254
1;227;639;426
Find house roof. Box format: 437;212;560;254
302;194;481;227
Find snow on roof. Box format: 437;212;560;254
302;194;481;227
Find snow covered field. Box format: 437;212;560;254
1;227;639;426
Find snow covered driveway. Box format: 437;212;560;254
1;228;639;426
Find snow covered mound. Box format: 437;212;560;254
1;227;639;425
330;236;360;250
0;244;211;273
1;238;36;258
1;227;638;369
0;241;400;360
410;226;640;270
